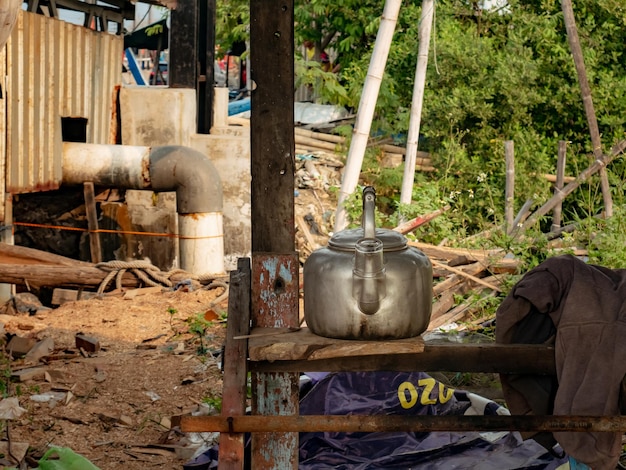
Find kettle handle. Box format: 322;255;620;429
362;186;376;239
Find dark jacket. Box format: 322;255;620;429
496;254;626;470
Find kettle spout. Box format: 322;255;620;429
353;238;386;315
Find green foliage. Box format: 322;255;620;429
214;0;626;265
215;0;249;56
202;395;222;413
578;204;626;269
295;57;350;106
0;350;11;398
186;313;214;355
557;154;626;269
145;23;163;36
166;308;220;355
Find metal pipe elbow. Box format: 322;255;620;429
148;145;223;214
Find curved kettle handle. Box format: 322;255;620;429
362;186;376;239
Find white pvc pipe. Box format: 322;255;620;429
400;0;434;206
334;0;402;232
179;212;225;275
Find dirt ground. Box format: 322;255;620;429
0;179;339;470
0;286;229;469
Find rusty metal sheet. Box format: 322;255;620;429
251;253;299;470
5;10;122;195
251;253;299;329
183;414;626;434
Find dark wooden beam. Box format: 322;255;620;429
169;0;197;89
197;0;215;134
250;0;295;253
249;342;556;375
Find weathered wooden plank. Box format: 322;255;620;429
294;127;345;144
428;291;498;330
247;327;424;362
410;241;504;263
430;283;467;320
432;263;485;295
218;258;251;470
504;140;515;234
249;340;555;375
0;243;92;266
51;288;98;305
84;182;102;263
431;259;501;292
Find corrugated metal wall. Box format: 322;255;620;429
3;10;122;194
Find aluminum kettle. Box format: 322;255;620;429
303;186;433;340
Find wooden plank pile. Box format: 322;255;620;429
411;242;519;331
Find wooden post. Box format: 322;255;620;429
218;258;251;470
551;141;567;232
169;0;197;89
561;0;613;217
249;0;298;468
83;182;102;263
197;0;216;134
504;141;515;234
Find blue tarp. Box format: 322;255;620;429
184;371;569;469
299;371;567;469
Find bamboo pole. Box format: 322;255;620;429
380;143;431;159
551;141;568;232
561;0;613;217
513;139;626;236
334;0;402;231
511;198;534;230
294;127;345;144
295;135;338;152
541;174;575;184
504;141;515;234
400;0;434;205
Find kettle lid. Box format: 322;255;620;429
328;227;408;252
